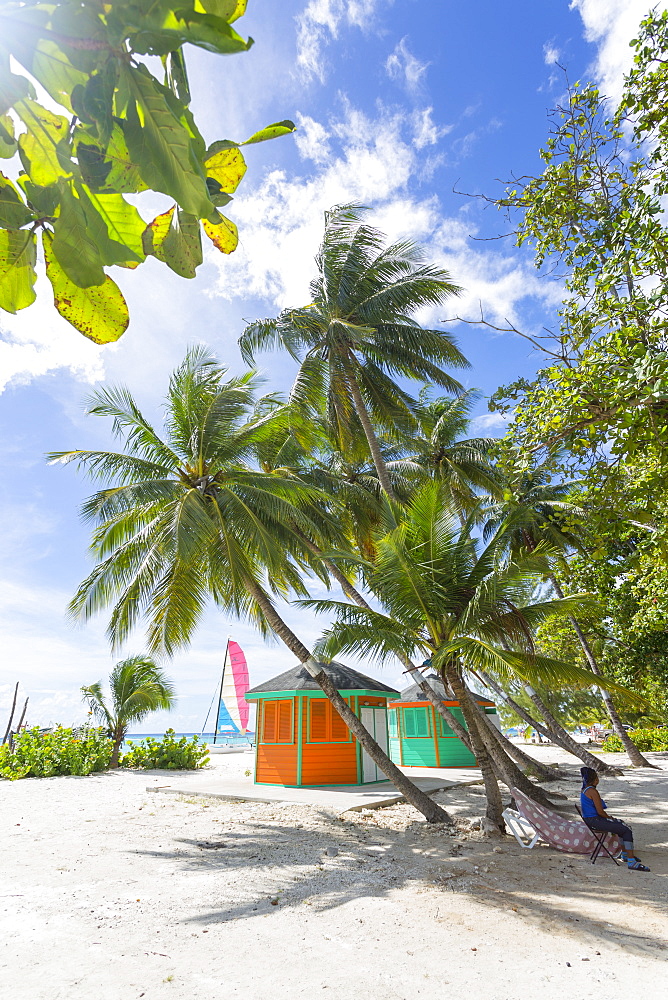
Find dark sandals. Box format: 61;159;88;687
627;859;651;871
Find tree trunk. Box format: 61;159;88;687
445;664;504;833
2;682;18;745
244;577;451;823
465;693;560;807
550;574;656;769
473;701;562;781
347;375;398;501
14;698;28;738
110;726;125;768
297;538;474;752
478;669;578;755
523;684;622;776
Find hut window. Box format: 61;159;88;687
308;699;351;742
388;712;398;738
261;700;294;744
403;707;430;738
437;713;454;737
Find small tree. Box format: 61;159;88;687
82;655;176;766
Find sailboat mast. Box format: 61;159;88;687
213;638;230;746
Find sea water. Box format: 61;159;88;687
122;731;254;751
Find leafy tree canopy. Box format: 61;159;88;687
0;0;295;341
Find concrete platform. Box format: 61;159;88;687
144;756;482;812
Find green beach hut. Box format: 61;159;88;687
245;661;400;787
388;674;498;768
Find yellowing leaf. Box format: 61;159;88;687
142;205;176;256
204;146;246;193
15;99;72;186
143;207;202;277
43;231;128;343
0;229;37;313
196;0;248;22
241;120;296;145
202;214;238;254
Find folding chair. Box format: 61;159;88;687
509;787;623;861
502;807;541;849
575;805;620;865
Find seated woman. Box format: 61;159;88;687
580;766;650;872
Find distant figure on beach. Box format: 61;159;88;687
580;766;650;872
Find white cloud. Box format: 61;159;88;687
295;0;393;83
0;289;105;395
411;107;452;150
208;103;562;336
470;411;512;433
543;42;561;66
385;37;429;95
571;0;667;103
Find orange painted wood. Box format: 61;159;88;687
256;744;298;785
301;740;358;784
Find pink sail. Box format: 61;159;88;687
216;640;249;735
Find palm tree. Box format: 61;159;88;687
81;655;175;767
239;205;467;500
304;483;637;830
52;348;449;823
485;461;654;768
391;390;501;512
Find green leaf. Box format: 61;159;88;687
83;189;146;263
143;206;202;278
202;214;238;254
241;120;297;145
43;231;129;343
122;66;213;218
0;115;17;157
199;0;248;22
17;176;59;216
15;99;72;186
204;146;246;193
30;40;88;113
52;184;106;287
128;11;252;57
0;228;36;313
0;173;34;228
0;66;31;116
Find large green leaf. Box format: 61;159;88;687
17;176;59;217
0;66;31;115
143;206;202;278
30;40;88;113
0;173;34;228
122;66;213;218
0;228;36;313
52;184;106;287
43;231;128;343
83;189;146;263
16;99;72;186
128;10;252;56
200;0;248;22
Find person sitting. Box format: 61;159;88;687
579;766;650;872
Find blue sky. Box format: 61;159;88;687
0;0;655;733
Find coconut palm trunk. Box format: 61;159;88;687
470;696;562;781
444;663;505;833
549;575;656;768
464;692;561;805
243;577;451;823
477;669;581;753
522;683;622;776
346;375;397;501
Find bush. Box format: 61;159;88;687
120;730;209;770
0;726;113;780
601;727;668;752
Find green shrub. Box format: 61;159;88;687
0;726;113;780
602;727;668;752
120;730;209;770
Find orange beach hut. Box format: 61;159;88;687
245;661;399;786
388;674;498;768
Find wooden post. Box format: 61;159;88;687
2;683;19;746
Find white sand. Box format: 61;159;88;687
1;746;667;1000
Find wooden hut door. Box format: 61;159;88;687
360;707;388;782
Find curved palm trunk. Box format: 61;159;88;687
300;534;473;751
445;664;504;833
478;669;581;755
346;375;398;501
523;684;622;776
243;577;451;823
549;575;656;769
465;692;560;806
472;698;563;781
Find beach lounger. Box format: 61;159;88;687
508;787;622;860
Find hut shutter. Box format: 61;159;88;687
277;700;293;742
404;707;430;737
262;702;277;742
310;700;328;741
330;703;348;741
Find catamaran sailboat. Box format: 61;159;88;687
204;639;252;754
